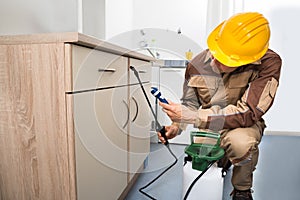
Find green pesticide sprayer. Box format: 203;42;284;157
185;131;225;171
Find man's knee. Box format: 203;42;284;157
221;128;260;166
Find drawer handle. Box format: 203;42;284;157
131;97;138;122
138;70;147;74
98;68;116;72
162;69;182;72
122;100;129;129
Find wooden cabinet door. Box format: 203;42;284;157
0;43;71;200
73;87;128;200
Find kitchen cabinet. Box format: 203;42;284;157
0;32;154;200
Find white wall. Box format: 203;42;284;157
0;0;78;35
105;0;208;58
0;0;106;39
105;0;133;39
82;0;105;39
206;0;244;37
243;0;300;132
131;0;208;49
106;0;244;51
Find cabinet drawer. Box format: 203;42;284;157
129;58;151;84
72;45;128;91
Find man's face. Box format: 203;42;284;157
210;55;236;73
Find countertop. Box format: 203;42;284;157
0;32;156;62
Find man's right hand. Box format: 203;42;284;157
157;125;179;144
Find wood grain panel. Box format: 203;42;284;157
64;44;73;93
65;94;77;200
0;43;72;200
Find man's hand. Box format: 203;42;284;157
159;100;198;124
157;125;179;144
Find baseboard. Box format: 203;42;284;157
264;130;300;136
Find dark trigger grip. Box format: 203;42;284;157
159;126;169;145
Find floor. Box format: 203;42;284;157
125;135;300;200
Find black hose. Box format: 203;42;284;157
129;66;177;199
183;161;216;200
139;144;178;200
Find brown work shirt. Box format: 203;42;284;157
180;49;282;131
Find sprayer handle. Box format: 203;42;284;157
159;126;169;145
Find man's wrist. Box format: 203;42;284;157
171;122;183;135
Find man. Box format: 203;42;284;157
158;12;282;200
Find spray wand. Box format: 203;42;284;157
130;66;178;199
130;66;168;144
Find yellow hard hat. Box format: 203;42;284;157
207;12;270;67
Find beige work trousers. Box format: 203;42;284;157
220;121;264;191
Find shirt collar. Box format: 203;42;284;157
204;51;212;63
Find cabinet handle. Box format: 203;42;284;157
131;97;138;122
98;68;116;72
162;69;181;72
122;100;129;129
138;70;147;73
